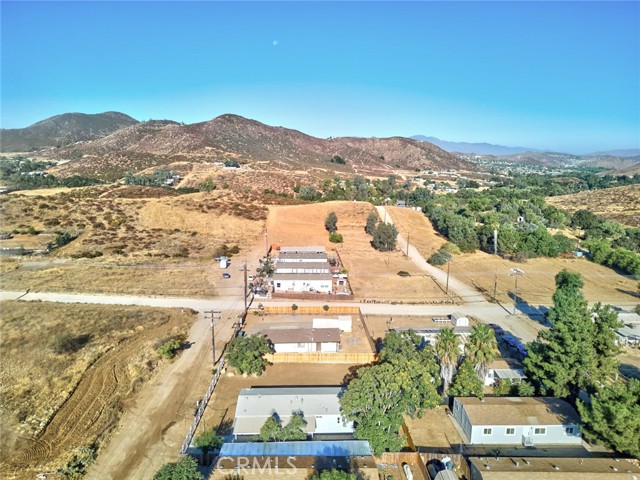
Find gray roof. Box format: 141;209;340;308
278;252;329;261
456;397;581;426
233;387;347;435
275;260;331;270
272;272;333;281
280;246;326;254
262;327;341;344
617;323;640;339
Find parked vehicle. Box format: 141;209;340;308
222;273;231;279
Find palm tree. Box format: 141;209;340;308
466;324;499;381
435;328;460;396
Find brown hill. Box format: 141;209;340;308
45;114;474;181
0;111;139;152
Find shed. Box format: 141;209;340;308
450;312;469;327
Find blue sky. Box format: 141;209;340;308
1;1;639;154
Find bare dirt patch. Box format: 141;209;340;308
546;184;640;227
447;251;638;306
266;202;451;302
405;406;464;450
0;301;196;479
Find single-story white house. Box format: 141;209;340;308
452;397;582;446
231;387;354;441
272;272;332;293
262;327;341;353
484;358;527;386
616;322;640;346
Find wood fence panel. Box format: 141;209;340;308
264;352;376;364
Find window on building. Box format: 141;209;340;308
565;427;574;435
276;283;281;288
483;428;492;435
297;343;305;348
506;428;515;435
534;428;546;435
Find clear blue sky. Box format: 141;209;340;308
1;1;639;153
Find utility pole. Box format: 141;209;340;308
446;259;451;294
243;261;248;313
493;268;498;302
204;310;222;366
509;268;524;315
264;229;269;257
406;232;410;257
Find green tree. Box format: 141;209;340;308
465;324;498;380
492;378;514;396
365;212;378;236
311;470;357;480
577;379;640;457
226;334;272;376
58;445;97;479
516;380;535;397
449;359;484;398
153;457;204;480
329;232;343;243
194;429;223;454
281;411;308;440
591;303;623;378
372;222;398;251
258;414;283;442
325;211;338;233
524;270;619;400
340;331;440;455
157;339;182;359
435;328;460;396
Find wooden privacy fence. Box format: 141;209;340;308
265;352;376;364
263;305;360;315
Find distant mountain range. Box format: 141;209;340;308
410;135;537;156
0;112;474;181
0;112;139;152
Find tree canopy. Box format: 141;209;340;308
434;328;460;396
449;359;484;399
340;330;440;455
365;212;378;236
258;411;307;442
226;334;272;376
524;270;620;400
465;324;498;380
311;470;357;480
577;379;640;458
194;429;223;454
153;457;204;480
325;211;338;233
372;222;398;251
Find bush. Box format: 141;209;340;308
427;250;452;266
53;333;92;354
227;334;272;375
157;339;182;359
291;304;299;311
194;429;223;454
397;271;410;277
323;305;330;312
58;445;97;478
329;232;343;243
153;456;204;480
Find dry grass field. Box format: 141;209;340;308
266;201;451;302
0;186;271;296
385;206;448;260
546;184;640;226
0;300;196;479
447;251;639;306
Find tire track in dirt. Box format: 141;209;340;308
1;316;182;479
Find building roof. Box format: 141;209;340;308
468;456;640;480
235;387;344;418
275;260;331;270
272;272;333;281
278;251;329;261
280;246;326;254
233;387;348;436
617;323;640;339
218;440;372;458
262;327;341;344
456;397;581;426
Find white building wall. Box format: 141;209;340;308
273;342;314;353
320;342;339;353
468;424;582;445
274;278;331;293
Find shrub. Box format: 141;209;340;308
157;339;182;359
397;271;410;277
427;250;452;266
291;304;299;311
58;445;96;478
194;429;223;454
53;333;92;354
323;305;330;312
329;232;343;243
